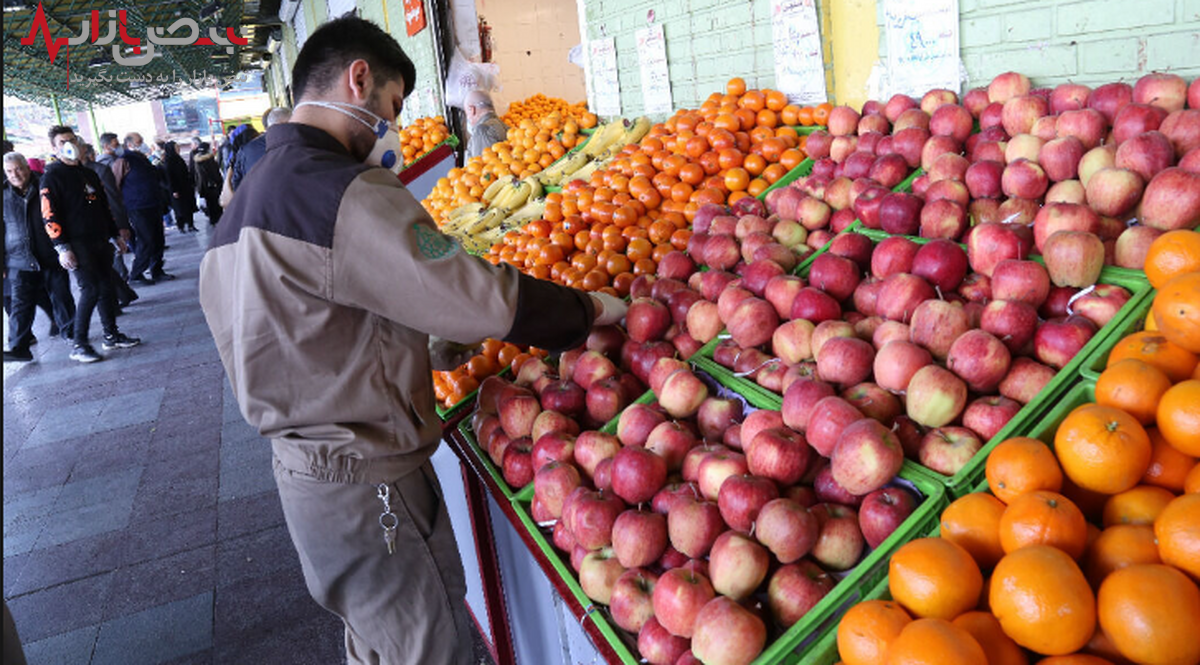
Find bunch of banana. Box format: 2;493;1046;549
580;120;628;158
563;156;611;185
536;150;592;187
481;175;515;205
443;175;546;244
594;116;651;161
489;176;543;211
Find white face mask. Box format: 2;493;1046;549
296;100;402;172
59;140;78;162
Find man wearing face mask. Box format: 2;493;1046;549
113;133;172;283
199;16;626;665
40;126;141;363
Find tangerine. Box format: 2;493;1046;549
837;599;911;665
1154;493;1200;579
888;537;983;620
726;77;747;96
950;611;1028;665
1035;656;1115;665
1156;380;1200;456
1095;358;1172;425
990;545;1097;656
1097;564;1200;665
1106;332;1198;383
1154;272;1200;354
1144;229;1200;289
1186;462;1200;493
986;437;1064;505
1082;524;1161;588
1055;404;1151;495
999;490;1089;559
940;493;1007;570
883;618;987;665
1101;485;1175;527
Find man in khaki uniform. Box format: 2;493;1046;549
198;17;626;665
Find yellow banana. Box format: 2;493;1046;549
482;175;514;204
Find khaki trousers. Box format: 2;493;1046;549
274;458;474;665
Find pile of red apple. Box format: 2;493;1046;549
703;227;1134;480
793;71;1198;280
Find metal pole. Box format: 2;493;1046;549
89;103;101;143
51;94;63;125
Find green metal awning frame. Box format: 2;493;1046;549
3;0;281;110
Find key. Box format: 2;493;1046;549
384;526;396;555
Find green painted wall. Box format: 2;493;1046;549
877;0;1200;90
581;0;833;118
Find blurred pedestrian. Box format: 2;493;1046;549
189;137;224;225
113;133;172;283
161;141;197;233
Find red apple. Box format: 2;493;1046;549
989;71;1031;104
859;487;919;548
580;547;627;604
618;402;668;447
1043;230;1105;287
768;560;835;628
691;597;767;665
919;198;969;240
947;329;1013;393
905;365;968;428
1114;225;1163;269
611;445;669;505
874;340;933;394
909;299;971;361
696;452;749;502
638;617;691;665
922;89;959;114
610;568;659;633
1134;72;1188;113
1051;83;1092;114
1113;103;1169;145
707;531;770;601
1000;356;1056;404
532;429;577;469
831;419;905;496
790;287;843;323
918;426;983;476
870;319;910;349
981;299;1040;354
1159;109;1200;158
612;509;669;568
1072;283;1132;328
772;319;816;366
587;376;629;425
912;239;969;291
1087;81;1134;124
659;369;709;420
1002;158;1049;199
754;498;819;564
815;336;875;387
695;397;743;443
781;378;837;432
963;395;1023;442
1002;95;1050;137
877;273;936;324
747;427;815;486
574;431;621;478
571;489;626;550
646;421;700;472
806;396;865;457
1006;133;1045;163
717;474;779;534
667;499;726;561
1115;130;1176;182
967;222;1033;276
1045;179;1087;204
1034;315;1097;369
1079;144;1118;186
653;568;716;639
811;502;865;571
1086;167;1145;218
1038;136;1085;182
1140;167;1200;231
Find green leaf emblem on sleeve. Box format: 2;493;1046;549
414;223;459;261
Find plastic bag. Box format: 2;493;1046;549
444;49;500;109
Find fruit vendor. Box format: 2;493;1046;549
463;90;511;159
198;16;627;665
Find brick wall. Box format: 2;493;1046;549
877;0;1200;91
580;0;834;118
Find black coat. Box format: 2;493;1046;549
161;152;196;213
3;172;58;271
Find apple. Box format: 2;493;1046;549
989;71;1031;104
990;260;1049;307
877;273;936;325
498;390;542;439
501;436;535;487
812;336;873;388
746;427;814;486
999;357;1056;405
540;377;588;417
532;428;577;469
931;104;974;143
707;531;770;601
971;140;1008;164
653;567;716;638
1086;167;1146;218
618;402;668;448
717;474;779;535
877;191;924;236
769;320;814;366
1005;133;1044;164
922;89;959;114
886;93;919;122
1073;283;1132;328
829;105;862;136
911;239;969;292
964;158;1004;199
627;297;672;343
612;509;669;568
696;451;749;502
870;153;911;189
789;287;843;324
909;299;971;361
587;376;629;425
610;568;659;633
667;498;726;559
921;135;963;172
918;198;968;240
1033;202;1103;252
859;487;919;548
658;369;709;420
967;222;1033;276
533;461;582;520
946;329;1012;393
1113;225;1162;269
918;426;983;476
811;503;865;571
1002;159;1050;199
781;378;837;432
1002;95;1050;137
638;617;691;665
691;597;767;665
763;275;806;320
906;365;968;428
963;395;1023;441
580;547;627;604
1085;81;1133;124
891;127;930;169
831;419;905;496
1043;230;1105;287
1051;83;1091;114
1159;109;1200;158
1113;103;1169;145
574;431;621;478
696;397;743;442
1140;167;1200;231
1034;315;1097;369
732;348;773;381
653;482;702;518
873;340;933;394
644;423;699;475
754;498;819;564
723;423;745;451
1181;147;1200;173
1078;144;1118;188
808;253;862;302
806;396;866;457
768;560;835;629
570;351;617;392
1040;285;1079;319
895;108;932;133
871;320;911;349
980;299;1039;354
571;489;626;550
1052;108;1105;151
997;196;1041;226
1115;130;1175;183
611;446;669;505
1134;72;1188;113
1035;135;1085;182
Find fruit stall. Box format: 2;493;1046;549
421;69;1200;665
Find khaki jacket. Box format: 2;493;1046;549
199;123;594;484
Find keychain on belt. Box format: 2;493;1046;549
377;483;398;555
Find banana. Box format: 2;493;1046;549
448;202;484;222
506;197;546;226
501;181;533;211
565;157;610;184
489;182;517;210
559;152;590;177
482;175;514;204
582;121;623;158
467;207;507;235
523;176;543;201
442;211;481;235
623;116;651;146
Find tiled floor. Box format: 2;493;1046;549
3;213;496;664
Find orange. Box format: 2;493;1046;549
836;599;911;665
1154;493;1200;579
888;538;983;620
1145;308;1159;330
1036;657;1115;665
1082;524;1161;588
990;545;1097;655
1154;273;1200;354
726;77;747;96
1144;229;1200;289
1106;332;1198;383
1095;358;1172;425
1187;462;1200;493
883;618;987;665
1157;380;1200;456
999;490;1089;559
939;493;1007;570
950;611;1028;665
1055;404;1151;495
1101;485;1175;527
986;437;1064;505
1097;564;1200;665
1142;427;1197;492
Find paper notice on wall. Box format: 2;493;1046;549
771;0;827;105
884;0;961;97
636;24;674;116
589;38;621;117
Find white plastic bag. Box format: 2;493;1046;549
444;49;500;109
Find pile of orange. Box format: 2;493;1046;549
432;339;549;409
479;78;814;292
500;94;596;131
399;116;452;166
834;230;1200;665
423;112;580;224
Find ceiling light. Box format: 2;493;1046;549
200;2;221;19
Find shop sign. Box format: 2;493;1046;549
404;0;427;36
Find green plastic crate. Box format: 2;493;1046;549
795;125;828;135
892;168;922;194
759;158;816;201
802;576;892;665
1024;380;1097;447
507;454;947;665
457;416;518;500
1078;289;1154;383
436;367;512;421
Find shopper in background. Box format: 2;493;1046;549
114;133;172;284
463;90;509;159
39;127;140;363
26;158;45;175
229;107;292;194
80;144;139;309
189;137;224;225
4;152;75;361
161;141;197;233
217;123;261;207
199;16;626;665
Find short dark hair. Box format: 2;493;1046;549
99;132;118;147
292;16;416;102
47;125;75;144
2;140;13;154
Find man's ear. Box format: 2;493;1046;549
346;59;372;103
